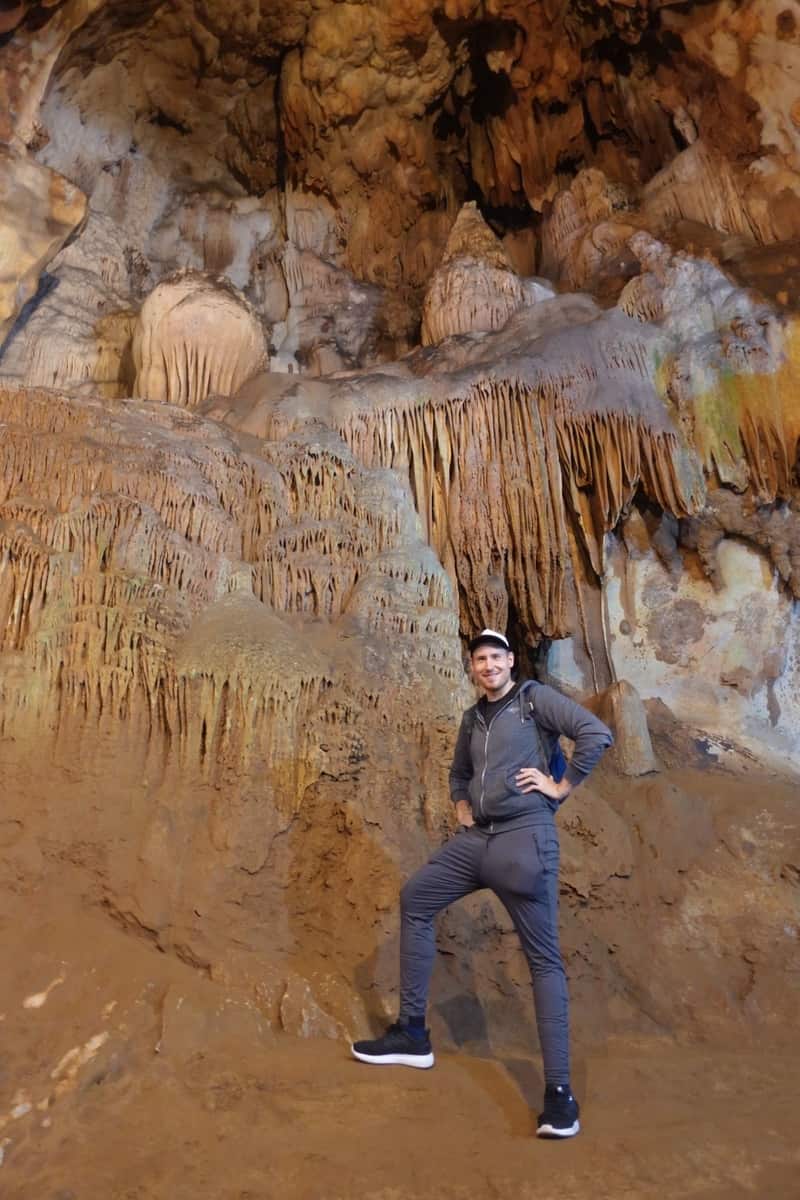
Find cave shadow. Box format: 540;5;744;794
0;271;59;359
498;1056;543;1111
351;936;491;1051
434;989;490;1051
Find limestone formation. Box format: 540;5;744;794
621;233;800;504
420;202;524;346
540;169;640;292
585;680;659;777
0;381;463;753
132;273;268;407
0;2;796;787
0;0;106;145
0;210;138;397
304;297;705;639
642;141;800;246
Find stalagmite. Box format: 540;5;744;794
420;202;525;346
540;169;638;291
132;273;268;408
585;680;659;777
641;142;800;246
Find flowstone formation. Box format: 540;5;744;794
1;2;800;1186
132;272;268;406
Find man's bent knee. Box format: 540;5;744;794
400;875;422;914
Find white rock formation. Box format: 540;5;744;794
132;273;267;407
421;202;525;346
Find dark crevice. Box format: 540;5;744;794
470;60;516;123
433;108;462;142
637;27;684;67
434;14;522;124
582;96;601;154
464;180;530;225
504;591;540;681
588;26;684;78
149;109;192;135
588;34;633;76
401;34;428;61
555;151;586;177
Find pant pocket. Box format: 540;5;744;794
532;826;560;875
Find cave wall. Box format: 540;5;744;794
0;0;799;1059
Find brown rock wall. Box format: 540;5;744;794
0;146;86;348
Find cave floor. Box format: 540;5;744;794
3;1033;797;1200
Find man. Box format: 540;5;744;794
351;629;613;1139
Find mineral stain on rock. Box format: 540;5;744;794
646;597;707;665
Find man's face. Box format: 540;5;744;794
470;645;514;697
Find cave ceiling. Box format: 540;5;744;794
1;1;790;241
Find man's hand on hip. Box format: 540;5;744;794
515;767;572;803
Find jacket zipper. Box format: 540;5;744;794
477;693;518;821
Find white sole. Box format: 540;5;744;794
537;1119;580;1139
351;1047;435;1069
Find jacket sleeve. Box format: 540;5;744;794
531;684;613;788
449;712;474;804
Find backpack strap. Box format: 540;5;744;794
521;682;567;782
524;687;549;768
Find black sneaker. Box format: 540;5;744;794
537;1085;580;1138
351;1022;434;1069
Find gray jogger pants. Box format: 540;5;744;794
399;823;570;1085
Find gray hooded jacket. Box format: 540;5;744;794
449;680;613;830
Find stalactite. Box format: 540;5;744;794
333;305;706;636
0;382;461;759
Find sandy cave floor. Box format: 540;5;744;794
2;1010;798;1199
3;1040;800;1200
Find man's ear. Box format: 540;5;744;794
508;652;515;669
